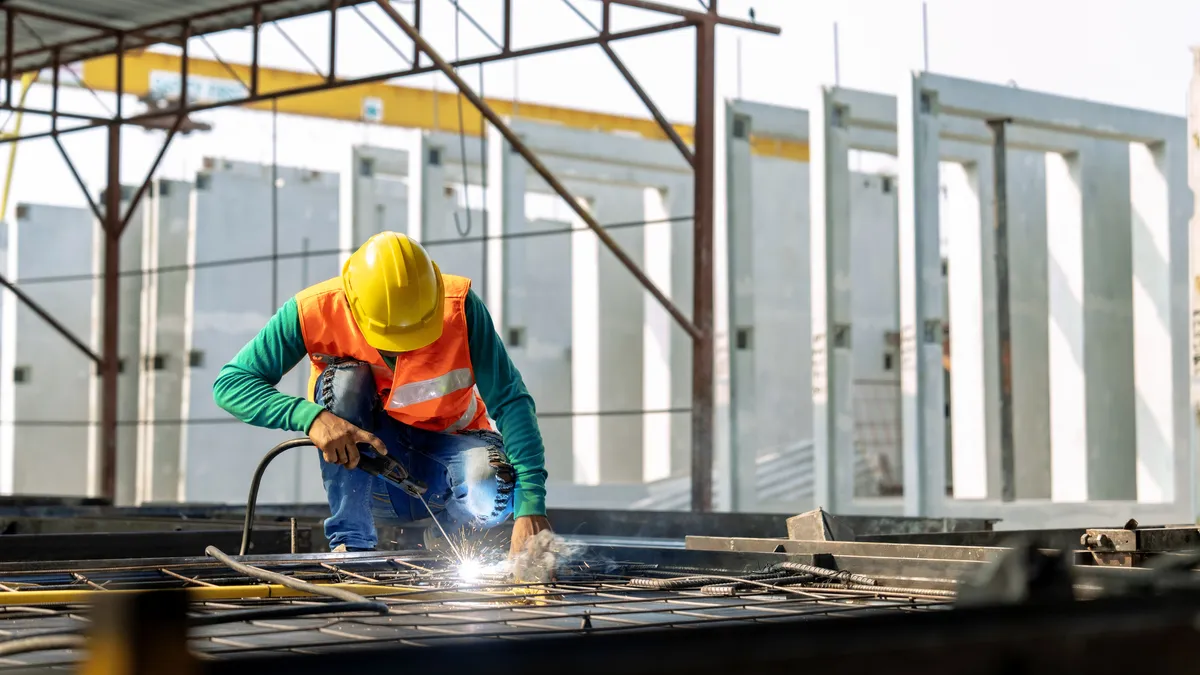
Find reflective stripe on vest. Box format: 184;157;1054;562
445;393;478;433
386;368;474;409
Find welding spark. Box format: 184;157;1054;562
457;558;484;582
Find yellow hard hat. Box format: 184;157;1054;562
342;232;444;353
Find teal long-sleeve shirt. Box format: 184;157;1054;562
211;290;548;518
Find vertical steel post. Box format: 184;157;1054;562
412;0;422;67
3;8;11;108
328;0;339;82
691;15;717;513
251;5;261;96
503;0;512;52
114;32;125;118
50;49;59;133
988;118;1015;502
100;122;122;502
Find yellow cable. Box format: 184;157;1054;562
0;71;39;221
0;581;532;606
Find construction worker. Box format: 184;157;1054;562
213;232;551;557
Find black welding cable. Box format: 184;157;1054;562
205;546;389;612
239;437;315;555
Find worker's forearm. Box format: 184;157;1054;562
212;298;325;434
464;290;549;518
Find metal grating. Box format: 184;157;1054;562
0;552;950;669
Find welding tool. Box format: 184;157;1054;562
355;443;426;499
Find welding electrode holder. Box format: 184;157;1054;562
355;443;428;499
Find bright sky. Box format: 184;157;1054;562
6;0;1200;215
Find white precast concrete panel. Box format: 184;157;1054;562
350;145;409;246
1130;141;1185;504
907;72;1191;524
138;180;192;503
422;132;487;294
505;217;573;482
183;159;337;504
897;76;947;517
1006;151;1051;499
807;92;851;515
724;102;814;513
1189;48;1200;515
848;175;901;499
508;119;692;487
4;204;96;496
491;132;576;481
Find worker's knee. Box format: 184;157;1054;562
313;359;378;430
451;435;515;530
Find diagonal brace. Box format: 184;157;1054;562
119;114;185;235
373;0;700;340
600;41;694;167
0;272;101;364
51;136;103;223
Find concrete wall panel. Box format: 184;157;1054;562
182;159;337;505
2;204;96;496
138;179;192;503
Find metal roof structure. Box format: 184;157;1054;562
1;0;371;74
0;0;781;512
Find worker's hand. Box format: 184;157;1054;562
308;410;386;470
508;515;553;559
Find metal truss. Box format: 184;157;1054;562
0;0;779;508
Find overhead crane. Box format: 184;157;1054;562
63;50;809;161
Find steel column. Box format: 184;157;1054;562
988;118;1015;502
251;5;261;96
100;123;122;502
690;16;716;512
3;8;11;107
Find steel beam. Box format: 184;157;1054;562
0;272;101;364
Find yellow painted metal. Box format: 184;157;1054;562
0;581;532;605
0;72;39;220
78;51;808;162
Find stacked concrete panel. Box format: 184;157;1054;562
137;179;193;503
180;159;338;505
0;204;97;496
505;120;693;487
421;132;486;289
350;145;409;247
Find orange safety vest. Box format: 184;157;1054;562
294;274;491;433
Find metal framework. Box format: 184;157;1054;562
0;0;780;508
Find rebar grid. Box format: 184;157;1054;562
0;554;952;668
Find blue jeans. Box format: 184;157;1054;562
313;359;515;551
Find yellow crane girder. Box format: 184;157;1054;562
75;51;808;162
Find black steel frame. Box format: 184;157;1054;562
0;0;780;509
